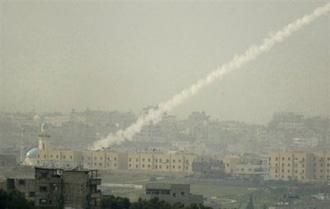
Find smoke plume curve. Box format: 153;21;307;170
91;3;330;150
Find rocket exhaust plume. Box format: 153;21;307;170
91;3;330;150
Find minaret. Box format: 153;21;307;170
38;123;50;150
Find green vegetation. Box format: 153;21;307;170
0;189;35;209
102;195;213;209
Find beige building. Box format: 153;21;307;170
312;152;330;181
267;150;330;182
24;130;195;174
223;155;241;174
128;151;195;173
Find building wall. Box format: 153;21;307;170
312;152;330;181
6;178;36;201
223;155;241;174
6;168;101;209
26;146;195;174
127;152;195;173
144;183;203;206
62;171;90;209
267;151;330;182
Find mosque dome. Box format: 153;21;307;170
26;147;39;158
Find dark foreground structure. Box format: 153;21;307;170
144;183;203;206
6;167;101;209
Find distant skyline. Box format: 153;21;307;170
1;1;329;124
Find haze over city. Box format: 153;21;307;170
1;1;329;124
0;1;329;209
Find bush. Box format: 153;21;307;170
0;189;35;209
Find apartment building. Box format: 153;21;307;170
6;167;101;209
312;152;330;181
24;130;195;174
128;151;195;173
144;183;203;206
267;151;330;182
223;155;242;175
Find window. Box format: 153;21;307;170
40;186;48;192
39;199;48;204
29;192;35;197
18;179;25;185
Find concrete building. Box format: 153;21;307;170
144;183;203;206
223;155;241;175
128;151;195;173
267;150;330;182
6;178;36;201
6;167;101;209
192;156;225;178
24;129;195;174
267;151;313;182
232;164;266;179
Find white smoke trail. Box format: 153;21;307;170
91;3;330;150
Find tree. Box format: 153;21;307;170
101;195;214;209
102;195;131;209
0;189;35;209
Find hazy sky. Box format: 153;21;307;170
0;0;329;123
